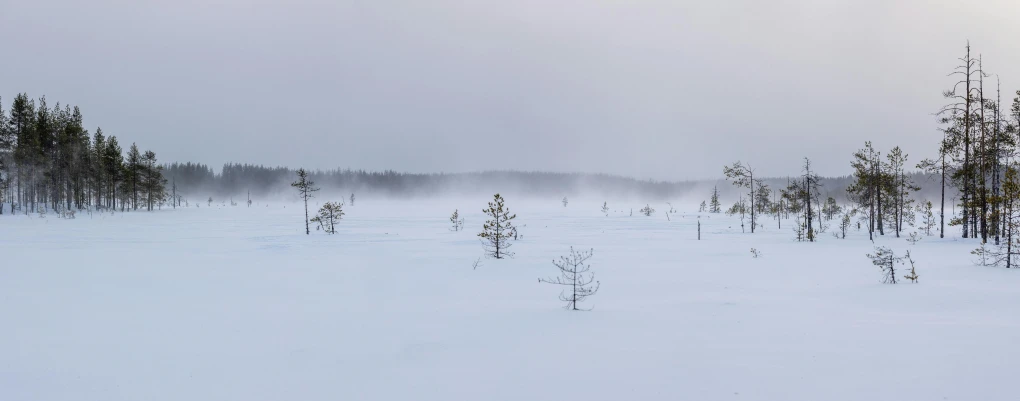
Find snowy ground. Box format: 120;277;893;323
2;198;1018;401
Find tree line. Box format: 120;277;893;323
0;93;168;214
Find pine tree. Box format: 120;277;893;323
104;136;123;211
847;142;880;240
723;162;762;232
938;43;981;239
0;96;10;214
479;193;517;259
709;186;721;213
291;168;320;235
310;201;344;234
867;246;901;284
601;201;609;217
884;146;919;237
450;209;464;231
125;143;142;210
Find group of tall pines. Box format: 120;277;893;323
0;93;167;214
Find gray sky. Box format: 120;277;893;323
2;0;1018;180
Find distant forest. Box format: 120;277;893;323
163;161;949;203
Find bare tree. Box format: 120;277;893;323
479;193;517;259
538;247;600;310
291;168;320;235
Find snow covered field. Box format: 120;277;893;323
2;198;1018;401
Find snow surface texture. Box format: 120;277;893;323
2;199;1017;401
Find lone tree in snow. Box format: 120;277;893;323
562;197;569;207
639;204;655;216
837;211;852;239
311;201;344;234
723;161;762;233
350;193;355;206
479;193;517;259
709;186;722;213
867;246;901;284
699;200;707;213
291;168;320;235
539;247;600;310
601;202;609;217
903;250;919;283
450;209;464;231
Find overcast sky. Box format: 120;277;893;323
2;0;1018;180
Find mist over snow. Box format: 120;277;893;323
2;1;1020;400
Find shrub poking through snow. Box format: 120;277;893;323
640;204;655;216
310;201;344;234
479;193;517;259
750;248;761;258
562;197;568;207
539;247;600;310
601;202;609;217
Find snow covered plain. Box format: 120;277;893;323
2;198;1018;401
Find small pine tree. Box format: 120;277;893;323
450;209;464;231
350;193;355;206
710;186;722;213
867;246;901;284
310;201;344;234
538;247;600;310
639;204;655;216
479;193;517;259
903;250;919;283
699;201;707;213
838;212;852;239
562;197;568;207
601;202;609;217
